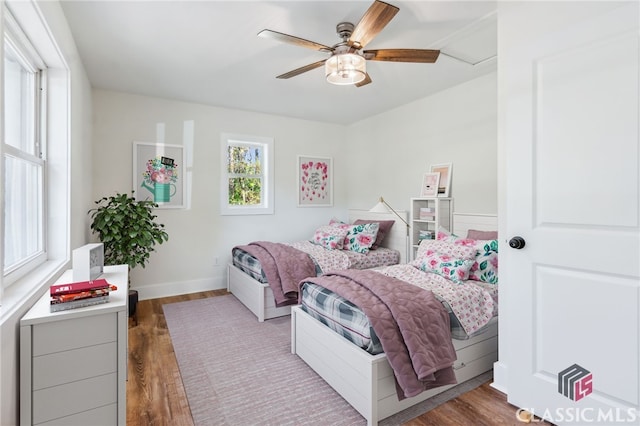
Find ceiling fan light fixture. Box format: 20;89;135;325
325;53;366;85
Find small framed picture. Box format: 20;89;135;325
420;172;440;197
297;155;333;207
430;163;452;197
133;141;185;208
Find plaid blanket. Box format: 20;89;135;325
301;269;457;400
232;246;322;283
301;282;383;354
234;241;316;307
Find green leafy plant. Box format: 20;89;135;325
89;192;169;271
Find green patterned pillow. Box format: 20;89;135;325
312;225;349;250
343;223;379;254
417;252;475;284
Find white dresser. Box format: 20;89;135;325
20;265;128;426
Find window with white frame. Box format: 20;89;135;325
3;10;47;285
220;134;274;215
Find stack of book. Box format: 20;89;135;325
418;230;434;240
419;207;435;220
50;278;117;312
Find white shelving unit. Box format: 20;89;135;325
20;265;128;426
409;197;453;260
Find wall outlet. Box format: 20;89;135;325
213;256;219;266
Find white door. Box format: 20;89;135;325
501;2;640;424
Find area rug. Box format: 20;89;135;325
163;295;491;425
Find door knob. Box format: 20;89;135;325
509;236;526;249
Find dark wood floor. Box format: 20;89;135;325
127;291;551;426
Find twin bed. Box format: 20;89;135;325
228;211;498;425
292;213;498;425
227;209;408;321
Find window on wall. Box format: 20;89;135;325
220;134;274;215
3;9;47;285
1;2;70;305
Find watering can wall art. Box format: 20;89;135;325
141;156;178;203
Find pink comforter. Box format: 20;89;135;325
301;269;457;399
235;241;316;307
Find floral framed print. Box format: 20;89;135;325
429;163;452;197
133;142;185;208
420;172;440;197
297;155;333;207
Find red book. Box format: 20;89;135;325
51;286;116;303
50;278;111;296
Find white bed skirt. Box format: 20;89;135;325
226;263;291;322
291;305;498;425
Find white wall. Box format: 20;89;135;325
0;1;93;425
91;72;497;300
0;1;494;422
91;90;348;299
345;72;497;217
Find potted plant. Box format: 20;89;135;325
89;192;169;320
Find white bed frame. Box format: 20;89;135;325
291;213;498;425
227;209;408;322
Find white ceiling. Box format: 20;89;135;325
59;1;497;125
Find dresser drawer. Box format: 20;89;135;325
32;313;117;356
33;342;117;390
453;335;498;368
32;373;117;424
37;403;117;426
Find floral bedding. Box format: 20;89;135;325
232;241;401;282
377;264;496;335
287;241;350;272
343;247;401;269
300;262;496;349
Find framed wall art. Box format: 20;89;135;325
430;163;452;197
133;142;185;208
420;172;441;197
297;155;333;207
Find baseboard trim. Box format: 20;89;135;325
490;361;508;394
135;275;226;301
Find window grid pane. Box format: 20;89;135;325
228;177;262;206
4;41;36;156
4;155;44;270
227;145;263;175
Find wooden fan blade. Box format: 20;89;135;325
258;29;333;52
364;49;440;63
276;60;327;79
355;73;372;88
349;1;399;49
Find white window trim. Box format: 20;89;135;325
0;1;70;320
2;16;47;284
220;133;274;215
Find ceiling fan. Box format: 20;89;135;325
258;0;440;87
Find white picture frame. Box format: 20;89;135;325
133;141;185;208
430;163;452;197
420;172;441;197
297;155;333;207
72;243;104;282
